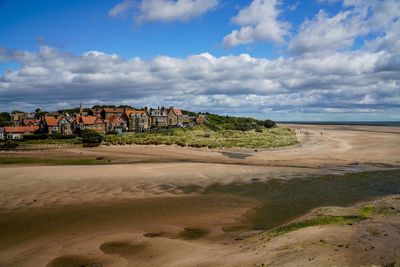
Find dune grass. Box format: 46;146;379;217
104;125;298;149
267;215;365;238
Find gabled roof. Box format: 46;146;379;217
23;119;39;126
44;116;59;126
125;110;145;117
167;108;183;116
105;114;126;123
4;126;39;133
80;116;104;125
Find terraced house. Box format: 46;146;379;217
166;107;183;126
74;116;106;134
0;105;206;139
124;109;149;132
148;107;168;127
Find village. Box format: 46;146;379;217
0;105;209;140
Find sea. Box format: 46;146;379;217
278;121;400;127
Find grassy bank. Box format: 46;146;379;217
104;125;298;149
181;169;400;232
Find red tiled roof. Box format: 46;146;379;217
167;108;183;116
106;114;126;123
44;116;59;126
173;109;183;116
4;126;39;133
125;110;145;116
80;116;104;125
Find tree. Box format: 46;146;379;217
81;129;103;147
0;112;11;126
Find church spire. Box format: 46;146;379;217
79;102;83;114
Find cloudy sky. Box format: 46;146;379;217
0;0;399;121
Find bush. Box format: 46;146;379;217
81;129;103;147
0;140;19;150
50;134;76;139
260;120;276;128
255;128;263;133
23;134;49;140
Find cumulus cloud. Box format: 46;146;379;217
1;45;399;119
109;0;219;22
223;0;290;48
289;0;400;55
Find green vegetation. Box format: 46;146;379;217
23;133;77;140
360;204;376;217
181;169;400;231
0;140;19;150
80;129;103;147
360;203;399;216
104;125;297;148
206;113;276;131
178;227;209;240
268;215;364;238
0;112;11;126
20;139;82;145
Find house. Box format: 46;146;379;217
101;108;125;120
40;116;60;134
89;107;103;117
3;126;39;139
195;114;209;124
166;107;183;126
148;107;168;128
105;114;127;133
11;112;35;126
22;119;40;127
75;116;106;134
124;110;150;132
58;116;73;135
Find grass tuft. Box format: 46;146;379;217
267;215;365;238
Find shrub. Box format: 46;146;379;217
50;134;76;139
0;140;19;150
81;129;103;147
23;134;49;140
260;120;276;128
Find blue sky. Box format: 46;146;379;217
0;0;399;121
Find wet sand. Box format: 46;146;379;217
0;124;400;266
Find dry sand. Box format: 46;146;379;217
0;124;400;266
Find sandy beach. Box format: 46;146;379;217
1;124;400;266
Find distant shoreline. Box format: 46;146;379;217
278;121;400;127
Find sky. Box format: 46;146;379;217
0;0;399;121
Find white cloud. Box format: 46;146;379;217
108;0;135;17
109;0;219;22
223;0;290;48
289;0;400;55
1;46;399;120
